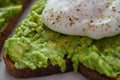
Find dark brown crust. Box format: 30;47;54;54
78;64;120;80
3;55;73;78
4;54;120;80
3;54;120;79
0;0;32;52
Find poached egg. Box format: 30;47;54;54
42;0;120;39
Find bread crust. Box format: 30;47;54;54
0;0;32;52
4;54;120;80
78;64;120;80
3;55;73;78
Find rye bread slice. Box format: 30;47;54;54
3;54;120;79
78;64;120;80
3;55;73;78
0;0;32;52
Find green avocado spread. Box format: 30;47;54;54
4;0;120;78
0;0;22;30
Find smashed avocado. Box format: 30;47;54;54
4;0;120;78
0;0;22;30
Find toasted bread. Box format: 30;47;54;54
4;54;120;80
3;55;73;78
0;0;32;52
78;64;120;80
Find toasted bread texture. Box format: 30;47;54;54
78;64;120;80
0;0;32;52
3;55;73;78
4;54;120;80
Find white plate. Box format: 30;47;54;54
0;1;88;80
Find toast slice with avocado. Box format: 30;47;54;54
3;55;73;78
0;0;32;52
3;54;120;80
3;0;120;80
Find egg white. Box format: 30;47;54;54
42;0;120;39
